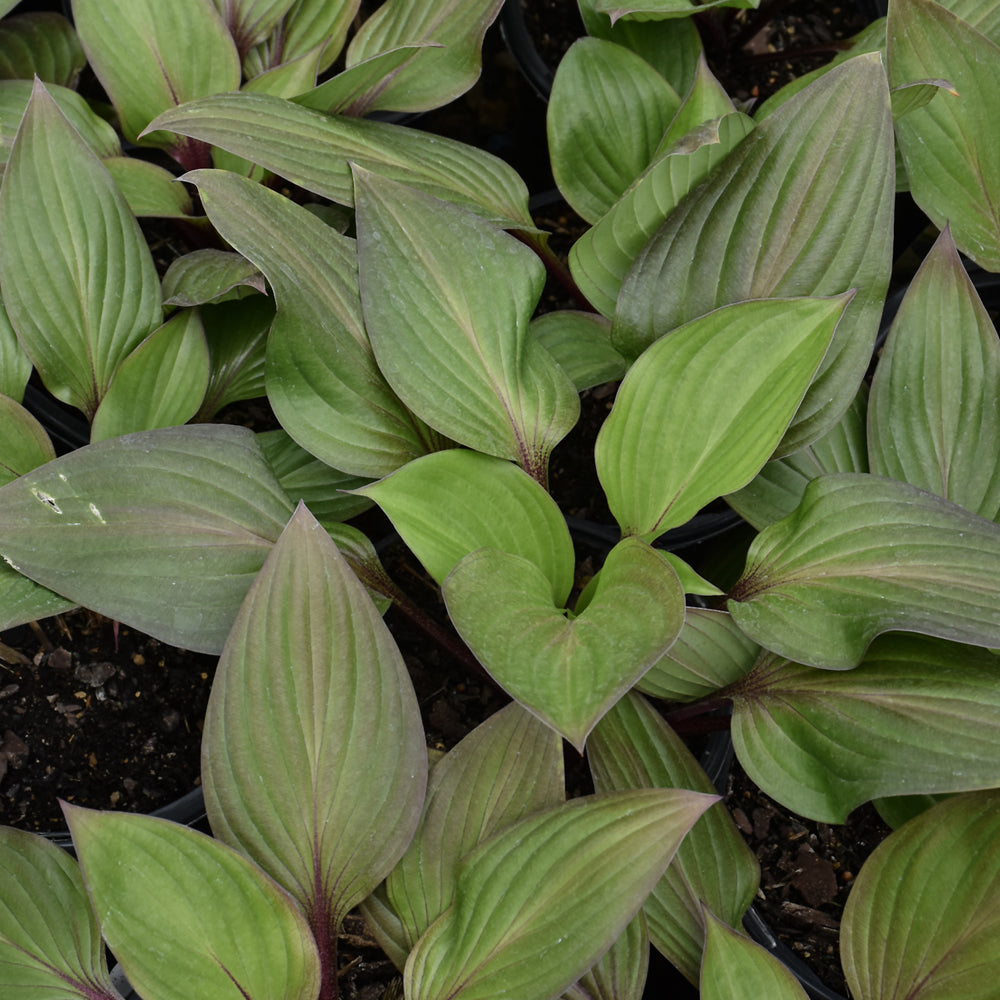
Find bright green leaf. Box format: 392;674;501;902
729;473;1000;669
596;295;848;542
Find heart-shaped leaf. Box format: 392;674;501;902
613;54;893;452
841;789;1000;1000
202;503;427;931
0;826;118;1000
0;11;85;87
0;80;162;418
0;424;294;653
186;167;438;478
868;227;1000;520
145;92;533;228
66;807;320;1000
590;692;760;982
729;635;1000;823
345;0;503;113
444;537;684;750
728;473;1000;669
888;0;1000;270
384;702;564;950
354;170;579;481
404;789;717;1000
596;295;848;542
73;0;240;158
355;449;574;604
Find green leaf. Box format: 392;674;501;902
0;295;31;402
103;157;198;219
0;395;55;485
444;537;684;750
529;311;627;391
202;503;427;928
211;0;297;57
570;111;754;319
730;636;1000;823
243;0;359;77
590;693;760;982
614;54;894;453
596;295;848;542
404;788;717;1000
638;608;760;702
0;80;162;418
162;250;266;308
355;449;574;604
345;0;503;113
90;309;211;441
0;563;77;632
726;385;869;530
869;227;1000;520
549;37;681;224
185;167;438;478
700;907;808;1000
888;0;1000;270
568;914;648;1000
72;0;240;155
0;424;294;653
66;807;321;1000
0;826;118;1000
595;0;758;17
657;53;736;152
0;12;85;86
146;92;533;228
728;473;1000;669
354;171;579;480
385;702;564;950
841;790;1000;1000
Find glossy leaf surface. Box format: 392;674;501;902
614;54;893;452
730;636;1000;822
590;693;759;981
841;790;1000;1000
405;789;716;1000
729;473;1000;668
203;504;427;927
0;81;161;418
596;296;847;541
0;425;293;653
444;537;684;750
354;171;578;480
67;807;320;1000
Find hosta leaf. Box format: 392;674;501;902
355;449;574;604
0;827;118;1000
530;311;626;391
404;789;717;1000
0;296;31;402
202;504;427;928
0;396;53;485
841;790;1000;1000
0;563;77;632
868;227;1000;520
549;37;681;224
729;636;1000;823
888;0;1000;270
385;702;564;949
0;424;294;653
656;53;735;152
72;0;240;155
145;92;533;228
345;0;503;113
162;250;266;308
614;54;894;453
66;807;320;1000
354;171;579;480
700;907;808;1000
243;0;359;76
590;693;759;982
596;295;848;542
0;81;161;418
638;608;760;702
90;309;210;441
595;0;758;17
444;537;684;750
211;0;297;57
728;473;1000;669
0;12;85;87
727;385;869;530
103;157;197;219
570;110;754;318
185;167;438;477
567;914;648;1000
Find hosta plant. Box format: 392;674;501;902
2;1;1000;999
